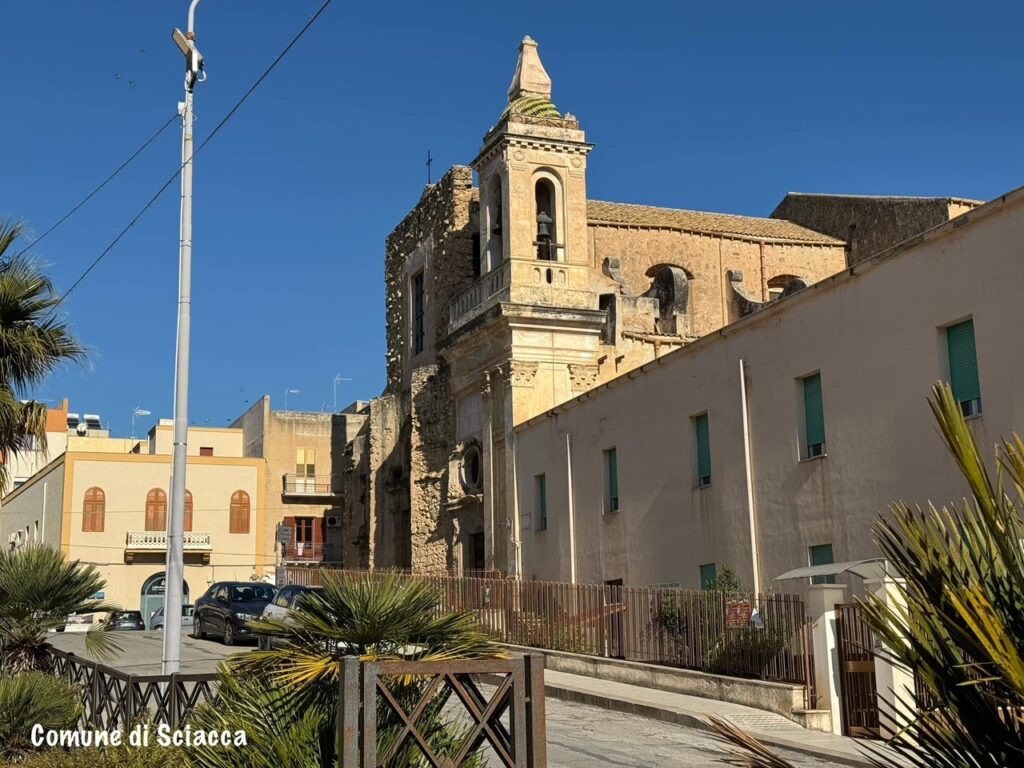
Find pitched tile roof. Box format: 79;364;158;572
587;200;845;245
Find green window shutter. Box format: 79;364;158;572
606;448;618;511
700;563;717;591
536;474;547;531
946;319;981;403
810;543;835;585
696;414;711;484
803;373;825;450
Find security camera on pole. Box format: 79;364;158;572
163;0;205;676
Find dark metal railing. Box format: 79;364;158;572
51;649;219;729
337;653;546;768
284;568;813;692
282;474;338;495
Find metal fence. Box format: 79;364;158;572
283;568;813;690
337;653;547;768
51;649;219;729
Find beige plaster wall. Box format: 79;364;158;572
62;453;263;612
516;191;1023;592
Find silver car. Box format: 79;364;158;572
256;585;324;650
151;604;195;631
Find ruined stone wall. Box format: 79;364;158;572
384;166;479;394
409;364;457;573
363;392;407;568
770;194;977;266
588;224;846;333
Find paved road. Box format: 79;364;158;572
49;633;836;766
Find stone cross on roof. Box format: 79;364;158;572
508;36;552;101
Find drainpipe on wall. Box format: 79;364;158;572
510;432;522;579
739;358;762;595
566;432;577;584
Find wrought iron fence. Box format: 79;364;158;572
51;649;219;729
337;653;546;768
283;568;812;690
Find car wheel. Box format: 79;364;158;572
192;613;205;640
222;621;235;646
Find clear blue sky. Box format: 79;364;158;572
4;1;1022;436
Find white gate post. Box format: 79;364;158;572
806;583;847;735
864;576;915;740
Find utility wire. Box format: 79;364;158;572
13;113;180;260
60;0;334;301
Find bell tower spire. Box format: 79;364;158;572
508;36;552;100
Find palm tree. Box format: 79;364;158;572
0;218;85;490
0;545;118;673
712;382;1024;766
189;571;504;768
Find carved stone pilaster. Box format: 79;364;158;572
505;360;539;388
568;363;599;392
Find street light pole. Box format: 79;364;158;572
163;0;205;676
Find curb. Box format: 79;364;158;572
544;681;876;768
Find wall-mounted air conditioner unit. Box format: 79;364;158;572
326;515;341;529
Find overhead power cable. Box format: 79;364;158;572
13;113;180;260
60;0;334;301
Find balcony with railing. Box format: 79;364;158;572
124;531;211;563
280;542;342;564
448;260;511;331
282;474;339;498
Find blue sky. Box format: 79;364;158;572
4;1;1022;436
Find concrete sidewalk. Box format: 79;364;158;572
543;669;900;767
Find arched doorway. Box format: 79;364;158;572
140;572;190;629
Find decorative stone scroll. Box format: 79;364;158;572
504;361;539;388
568;363;599;392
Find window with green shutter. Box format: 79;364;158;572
695;413;711;487
604;447;619;513
809;544;835;585
802;373;826;458
700;563;717;591
535;474;547;532
946;319;982;416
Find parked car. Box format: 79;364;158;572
255;585;325;650
150;604;195;631
101;610;146;631
192;582;276;645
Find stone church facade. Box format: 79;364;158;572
332;36;974;576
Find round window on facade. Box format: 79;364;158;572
460;442;482;492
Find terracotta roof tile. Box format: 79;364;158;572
587;200;845;245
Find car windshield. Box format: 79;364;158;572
229;584;275;602
113;612;142;621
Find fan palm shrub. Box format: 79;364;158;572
712;382;1024;766
0;219;85;491
0;671;81;759
0;545;119;673
193;571;504;768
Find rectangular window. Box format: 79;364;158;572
535;474;547;532
412;271;425;355
199;446;214;457
810;543;836;585
598;294;616;345
699;563;717;590
802;373;826;458
295;448;316;492
946;318;982;417
603;447;619;513
695;413;711;487
296;517;314;545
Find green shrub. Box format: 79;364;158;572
0;672;81;759
14;741;188;767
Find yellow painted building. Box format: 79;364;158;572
0;421;266;625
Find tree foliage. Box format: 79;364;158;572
199;571;504;768
0;219;85;489
0;545;119;673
